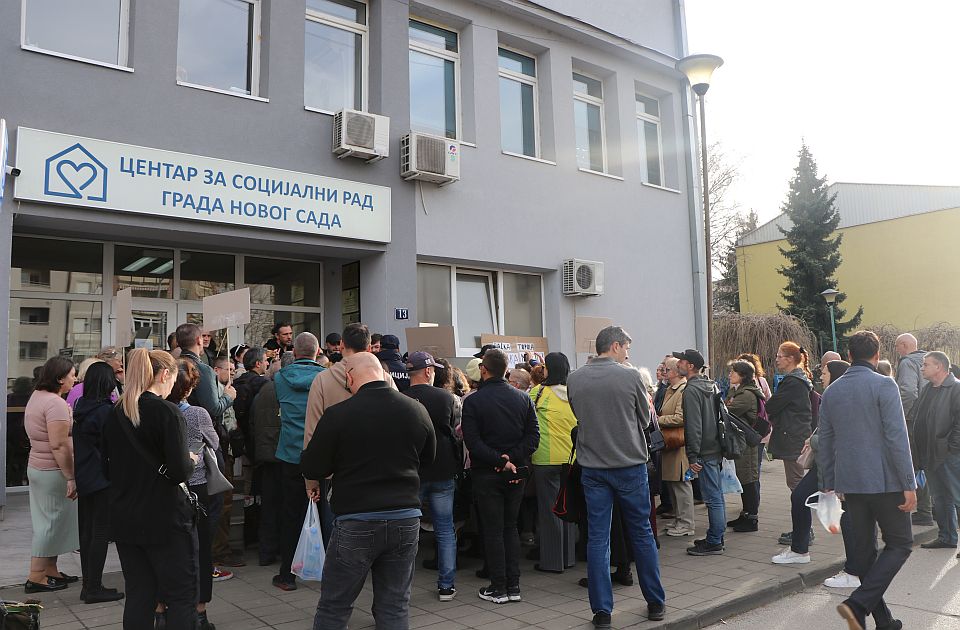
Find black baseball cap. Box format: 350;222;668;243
474;344;497;359
672;349;705;369
380;334;400;350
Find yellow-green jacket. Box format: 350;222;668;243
530;384;577;465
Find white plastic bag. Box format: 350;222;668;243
720;458;743;494
805;491;843;534
291;501;325;581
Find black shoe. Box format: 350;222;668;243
53;572;79;583
592;611;612;628
258;556;277;567
612;568;634;586
921;539;957;549
778;531;793;545
578;577;589;588
83;588;125;604
198;611;216;630
422;556;438;570
648;602;666;621
24;579;67;593
687;541;724;556
732;516;759;533
477;586;508;604
533;564;563;574
876;620;902;630
506;585;521;602
727;512;747;528
475;567;489;579
912;513;934;526
655;503;673;516
271;574;297;591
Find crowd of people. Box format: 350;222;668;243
13;319;960;630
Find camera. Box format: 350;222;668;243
5;166;21;177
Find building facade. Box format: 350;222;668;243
1;0;707;494
736;183;960;329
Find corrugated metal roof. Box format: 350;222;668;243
738;183;960;246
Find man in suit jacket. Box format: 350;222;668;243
817;330;917;630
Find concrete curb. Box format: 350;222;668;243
642;525;940;630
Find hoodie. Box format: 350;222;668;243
683;375;721;464
274;358;326;464
530;384;577;465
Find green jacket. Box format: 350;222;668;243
530;385;577;465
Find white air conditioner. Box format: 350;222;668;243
400;132;460;185
332;109;389;162
562;259;604;296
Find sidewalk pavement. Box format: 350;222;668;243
0;459;937;630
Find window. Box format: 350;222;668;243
498;48;538;157
573;72;606;172
22;0;129;67
19;342;48;361
20;307;50;325
11;237;103;294
636;94;664;186
409;20;459;139
416;264;544;354
304;0;367;113
176;0;261;96
180;251;235;300
114;246;174;299
245;257;321;307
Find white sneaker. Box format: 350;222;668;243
771;550;811;564
665;527;695;537
823;571;860;588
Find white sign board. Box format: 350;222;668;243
0;119;7;203
13;127;391;242
203;288;251;331
114;288;133;348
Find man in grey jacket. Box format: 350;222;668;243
896;332;932;525
567;326;665;628
675;349;725;557
818;330;916;630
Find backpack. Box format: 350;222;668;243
713;391;747;459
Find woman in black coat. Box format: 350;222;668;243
73;362;124;604
767;342;813;492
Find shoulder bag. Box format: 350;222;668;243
713;390;747;460
552;434;584;523
201;436;233;496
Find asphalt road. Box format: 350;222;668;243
708;546;960;629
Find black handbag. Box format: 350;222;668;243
646;413;666;453
0;601;42;630
553;453;584;524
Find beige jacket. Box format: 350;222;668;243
658;380;689;482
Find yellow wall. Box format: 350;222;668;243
737;207;960;329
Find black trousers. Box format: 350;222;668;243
844;492;913;624
279;462;310;581
117;527;198;630
258;462;282;562
190;483;214;604
78;488;110;590
472;470;525;591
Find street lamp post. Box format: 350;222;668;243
821;288;840;352
677;54;723;365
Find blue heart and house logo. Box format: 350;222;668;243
43;143;108;202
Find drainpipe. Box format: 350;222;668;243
674;0;708;353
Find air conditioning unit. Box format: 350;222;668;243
562;259;604;296
332;109;389;162
400;132;460;185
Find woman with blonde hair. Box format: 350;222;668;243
102;349;199;630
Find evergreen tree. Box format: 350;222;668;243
777;144;862;351
715;210;757;313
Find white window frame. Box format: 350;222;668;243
497;46;540;158
636;92;665;186
20;0;133;71
303;0;369;115
573;71;607;174
408;18;462;141
419;262;545;356
176;0;263;99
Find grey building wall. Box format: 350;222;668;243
0;0;703;495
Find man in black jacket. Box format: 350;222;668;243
301;353;435;630
403;351;461;601
461;348;539;605
913;351;960;550
232;347;269;460
376;334;410;391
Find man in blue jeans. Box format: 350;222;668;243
675;349;726;556
300;353;436;630
403;351;462;601
567;326;666;628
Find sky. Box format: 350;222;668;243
683;0;960;224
